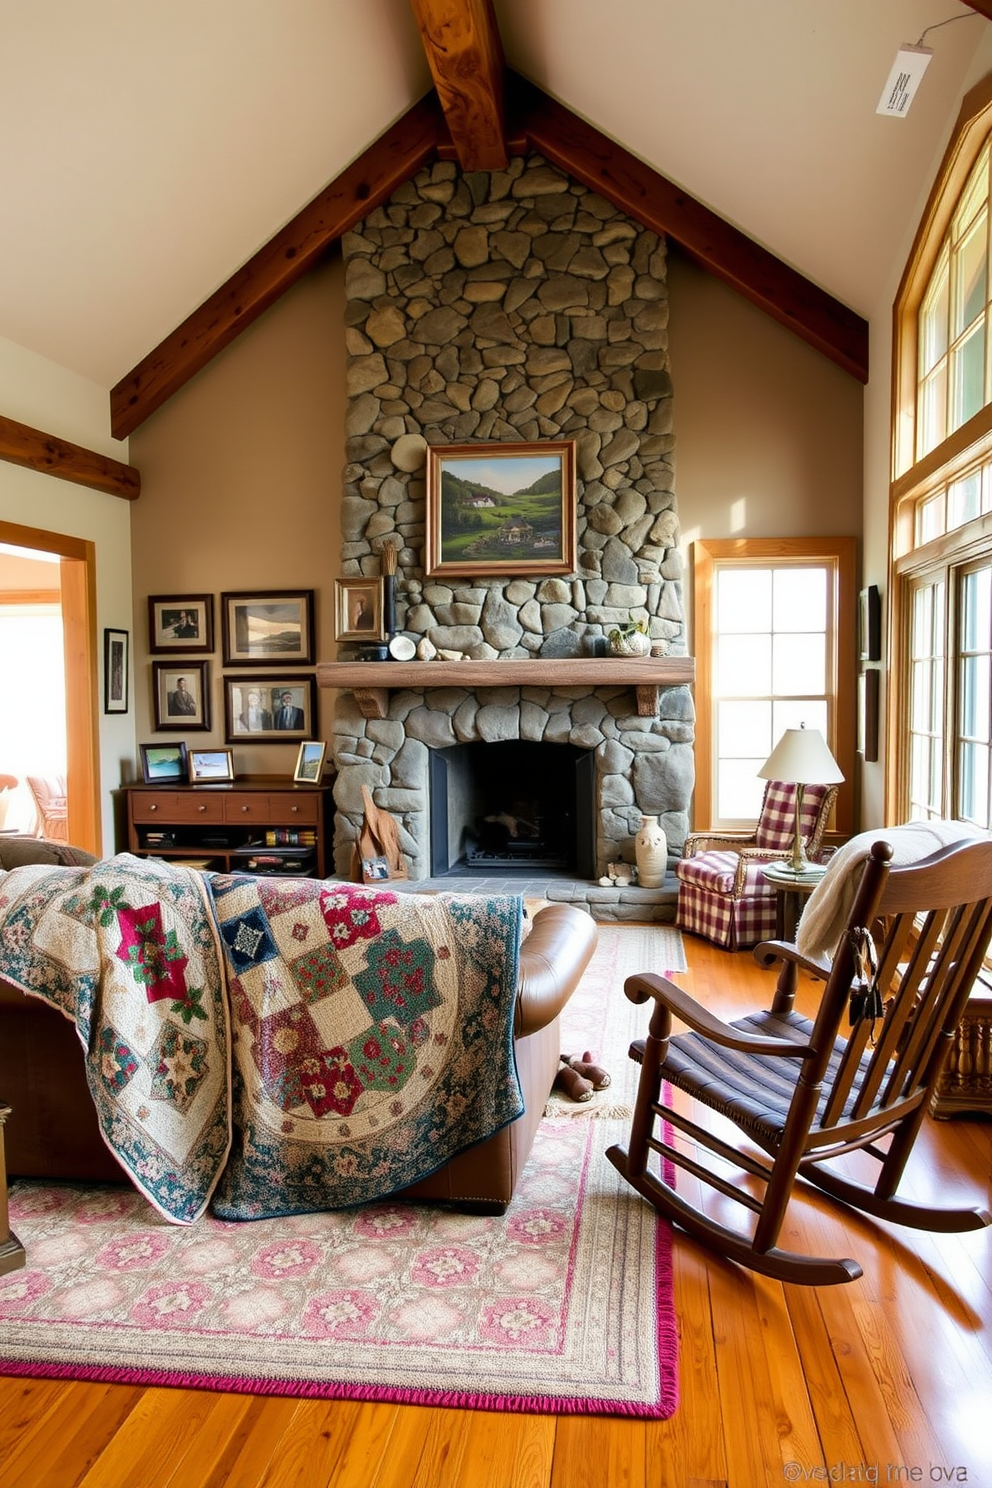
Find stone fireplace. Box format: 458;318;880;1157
321;151;695;904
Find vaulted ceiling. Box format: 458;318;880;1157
0;0;989;439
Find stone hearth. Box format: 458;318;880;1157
325;150;695;910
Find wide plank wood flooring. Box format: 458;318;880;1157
1;934;989;1487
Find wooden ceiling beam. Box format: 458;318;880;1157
110;93;445;440
408;0;508;171
0;414;140;499
510;73;869;384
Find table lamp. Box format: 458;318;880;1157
757;724;843;877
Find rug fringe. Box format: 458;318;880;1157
543;1099;634;1119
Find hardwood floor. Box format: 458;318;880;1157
1;934;989;1488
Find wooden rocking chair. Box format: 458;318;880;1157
607;836;992;1285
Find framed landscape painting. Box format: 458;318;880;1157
221;590;315;666
424;440;577;579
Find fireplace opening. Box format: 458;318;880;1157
429;741;596;878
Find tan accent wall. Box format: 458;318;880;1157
667;248;863;554
128;257;345;778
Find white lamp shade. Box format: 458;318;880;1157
758;726;844;786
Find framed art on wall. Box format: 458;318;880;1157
424;439;577;579
859;585;881;662
103;628;129;713
152;661;210;731
334;577;385;642
148;595;214;654
224;675;317;743
221;590;315;666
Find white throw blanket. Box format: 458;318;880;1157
795;820;985;960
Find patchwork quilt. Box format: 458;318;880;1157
0;855;524;1225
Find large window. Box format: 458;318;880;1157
692;539;855;832
892;76;992;829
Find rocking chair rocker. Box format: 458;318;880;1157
607;836;992;1285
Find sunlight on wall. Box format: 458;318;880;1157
729;498;747;532
0;605;66;829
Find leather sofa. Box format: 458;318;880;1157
0;840;598;1214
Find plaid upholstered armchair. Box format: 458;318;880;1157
675;780;838;949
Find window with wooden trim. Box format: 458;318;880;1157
690;538;856;834
892;74;992;829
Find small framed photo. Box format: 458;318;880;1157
104;628;129;714
334;577;385;642
293;740;327;784
221;590;315;666
188;747;235;784
224;675;317;743
148;594;214;654
425;439;577;579
152;661;210;731
139;741;189;785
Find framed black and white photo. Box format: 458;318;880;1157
859;585;881;663
221;590;315;666
224;675;317;743
148;594;214;654
103;628;129;714
152;661;210;731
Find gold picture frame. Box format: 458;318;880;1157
292;740;326;783
334;577;385;642
424;439;577;579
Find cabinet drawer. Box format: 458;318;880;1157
278;794;320;824
223;794;271;822
131;793;225;823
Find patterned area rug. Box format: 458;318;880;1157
0;922;679;1417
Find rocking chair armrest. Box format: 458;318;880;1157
753;938;833;983
623;972;815;1058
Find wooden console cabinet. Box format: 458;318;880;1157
116;777;334;878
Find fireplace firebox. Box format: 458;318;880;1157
428;741;596;878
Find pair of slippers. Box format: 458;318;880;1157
552;1051;612;1103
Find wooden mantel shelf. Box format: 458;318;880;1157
316;655;695;720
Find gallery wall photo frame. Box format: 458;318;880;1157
224;675;317;743
334;577;385;643
103;628;129;714
221;590;315;666
859;584;882;663
424;439;577;579
152;660;210;731
148;594;214;654
138;741;188;785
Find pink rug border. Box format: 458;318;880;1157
0;1212;676;1417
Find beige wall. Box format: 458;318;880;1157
128;256;345;779
667;247;864;554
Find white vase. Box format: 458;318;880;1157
635;814;668;887
609;629;650;657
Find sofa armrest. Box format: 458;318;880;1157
515;904;598;1038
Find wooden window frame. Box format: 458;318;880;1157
690;537;856;836
890;72;992;823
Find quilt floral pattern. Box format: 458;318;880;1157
0;855;230;1223
0;857;525;1227
204;875;525;1220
